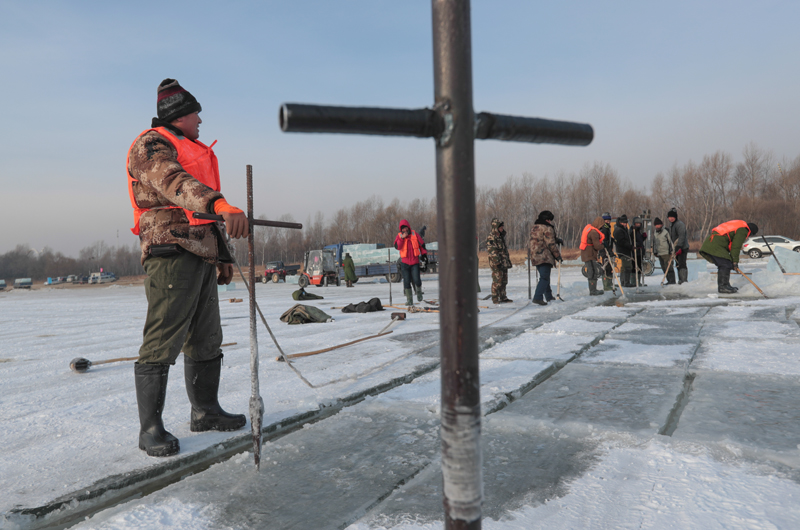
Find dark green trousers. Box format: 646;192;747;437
139;252;222;365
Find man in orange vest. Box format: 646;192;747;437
127;79;249;457
699;220;758;293
393;219;427;305
580;217;606;296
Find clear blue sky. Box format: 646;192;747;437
1;1;798;255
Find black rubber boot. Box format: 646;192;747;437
185;354;246;432
678;268;688;284
718;269;736;294
414;284;424;302
135;363;180;457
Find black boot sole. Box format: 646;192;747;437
191;414;247;432
139;434;180;457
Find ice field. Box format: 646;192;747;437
3;257;800;529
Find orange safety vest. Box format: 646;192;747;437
710;220;750;250
126;127;220;235
397;230;422;258
580;224;605;250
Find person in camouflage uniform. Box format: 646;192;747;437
127;79;249;458
528;210;562;305
487;218;513;304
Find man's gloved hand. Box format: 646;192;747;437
217;263;234;285
642;233;647;239
213;199;249;239
675;248;683;256
555;237;564;246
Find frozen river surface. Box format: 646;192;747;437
3;260;800;529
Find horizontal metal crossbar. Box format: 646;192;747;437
280;103;593;146
192;212;303;230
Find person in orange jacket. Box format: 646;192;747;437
393;219;427;305
127;79;249;457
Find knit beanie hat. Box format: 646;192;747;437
667;208;678;220
157;79;201;123
747;223;759;236
537;210;555;222
654;217;663;226
618;214;628;223
602;212;611;220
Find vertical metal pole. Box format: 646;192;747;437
432;1;482;528
388;248;393;306
246;165;264;469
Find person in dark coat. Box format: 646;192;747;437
699;220;758;293
343;253;357;287
599;212;614;291
666;208;689;284
613;215;634;287
630;216;648;286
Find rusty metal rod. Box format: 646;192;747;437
246;165;265;470
192;212;303;230
280;103;592;146
433;1;482;528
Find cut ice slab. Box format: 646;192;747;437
673;372;800;459
699;319;800;338
376;358;554;414
579;338;699;369
692;338;800;376
569;305;641;323
533;317;617;336
502;363;688;436
352;415;603;527
480;330;598;363
704;305;788;321
607;317;703;338
72;400;440;530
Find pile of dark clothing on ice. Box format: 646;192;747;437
341;298;384;313
292;288;324;301
279;304;333;324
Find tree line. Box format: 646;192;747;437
4;143;799;279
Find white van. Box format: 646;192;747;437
89;272;117;284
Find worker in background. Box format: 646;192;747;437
614;215;634;287
599;212;614;291
343;253;357;287
528;210;561;305
487;217;513;304
580;216;606;296
127;79;248;457
652;218;676;284
666;208;690;284
699;220;758;293
394;219;427;306
630;216;647;285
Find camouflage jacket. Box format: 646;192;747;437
487;218;512;271
528;221;560;267
128;123;226;264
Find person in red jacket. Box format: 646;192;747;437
393;219;427;306
127;79;249;458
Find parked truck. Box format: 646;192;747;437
261;261;301;284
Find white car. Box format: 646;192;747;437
741;235;800;259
